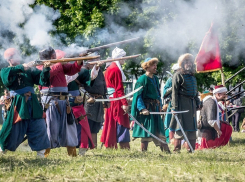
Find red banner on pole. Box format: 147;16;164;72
195;23;222;73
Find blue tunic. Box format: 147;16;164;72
162;77;173;143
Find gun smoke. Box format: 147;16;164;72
0;0;244;67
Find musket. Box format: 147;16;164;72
86;54;141;65
226;80;245;95
226;90;245;101
26;55;100;67
86;37;140;52
225;67;245;84
227;106;245;110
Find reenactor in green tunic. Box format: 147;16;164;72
131;57;170;152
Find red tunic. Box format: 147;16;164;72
100;62;130;148
37;62;81;89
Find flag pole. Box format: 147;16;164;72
220;67;229;122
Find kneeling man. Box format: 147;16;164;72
197;85;232;149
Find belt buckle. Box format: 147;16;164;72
60;95;66;100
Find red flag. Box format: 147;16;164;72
195;23;222;73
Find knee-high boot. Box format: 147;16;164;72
173;139;182;152
67;146;77;157
141;142;149;151
44;148;51;158
91;133;97;148
119;142;130;150
160;143;171;153
186;140;196;153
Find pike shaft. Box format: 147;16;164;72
226;90;245;101
225;67;245;84
86;37;140;52
226;80;245;95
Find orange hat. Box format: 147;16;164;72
55;49;66;59
4;48;18;60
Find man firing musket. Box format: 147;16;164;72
37;46;84;157
100;47;132;149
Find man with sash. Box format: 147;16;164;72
82;56;108;149
169;53;201;152
38;47;82;157
0;48;50;157
64;52;97;156
197;85;232;149
131;57;170;152
100;47;130;149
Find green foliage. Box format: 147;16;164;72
35;0;120;39
2;0;245;91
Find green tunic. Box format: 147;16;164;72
132;74;165;138
0;65;50;150
169;71;200;131
67;68;91;91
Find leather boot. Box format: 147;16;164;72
186;140;196;153
160;144;171;153
67;146;77;157
44;148;51;158
173;139;182;152
91;133;97;148
141;142;148;151
119;142;130;150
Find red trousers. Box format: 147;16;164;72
197;122;232;149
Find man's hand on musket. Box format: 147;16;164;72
87;97;95;104
43;61;51;68
96;61;104;70
22;62;31;70
141;109;150;115
77;60;83;65
171;109;176;115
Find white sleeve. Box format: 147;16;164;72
65;73;79;85
90;65;100;81
208;120;218;127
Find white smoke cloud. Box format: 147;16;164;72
24;5;60;47
0;1;60;61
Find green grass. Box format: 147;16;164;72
0;131;245;181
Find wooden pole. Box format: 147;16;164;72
220;68;228;122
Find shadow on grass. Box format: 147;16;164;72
229;137;245;145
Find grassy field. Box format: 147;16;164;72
0;131;245;182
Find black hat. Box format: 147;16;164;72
39;46;55;60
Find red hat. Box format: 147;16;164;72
55;49;66;59
213;85;227;94
4;48;18;60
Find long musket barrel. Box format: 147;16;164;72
225;67;245;84
43;55;100;62
27;55;100;66
226;90;245;101
86;37;140;52
87;54;141;65
226;80;245;95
